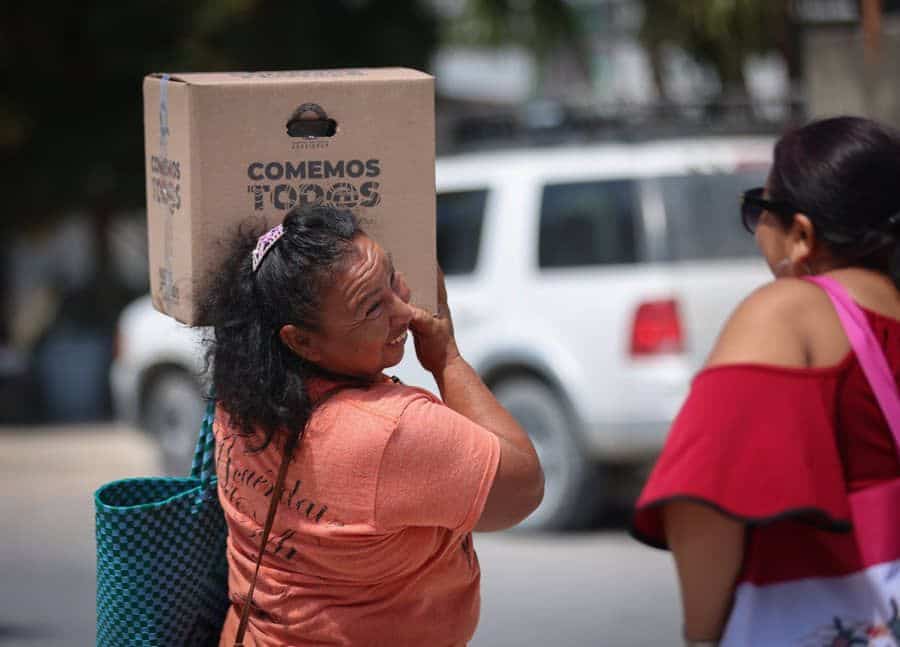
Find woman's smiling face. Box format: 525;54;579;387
296;234;413;380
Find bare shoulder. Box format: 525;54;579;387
705;278;829;369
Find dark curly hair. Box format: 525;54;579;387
768;116;900;288
202;204;364;450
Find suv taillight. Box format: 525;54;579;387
630;299;684;356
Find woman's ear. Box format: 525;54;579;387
279;324;320;363
787;213;816;268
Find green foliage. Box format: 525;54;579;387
0;0;438;227
446;0;587;64
640;0;791;89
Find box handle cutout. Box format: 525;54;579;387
287;103;337;138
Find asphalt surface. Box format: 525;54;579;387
0;425;680;647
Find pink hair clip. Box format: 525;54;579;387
251;224;285;272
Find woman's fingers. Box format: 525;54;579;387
409;304;438;333
436;266;448;307
394;271;412;304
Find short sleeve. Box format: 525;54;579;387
375;393;501;532
631;365;853;549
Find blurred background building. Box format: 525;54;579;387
1;0;898;420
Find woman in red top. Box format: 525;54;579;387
632;116;900;645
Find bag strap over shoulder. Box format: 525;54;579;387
233;427;298;647
805;275;900;451
233;382;365;646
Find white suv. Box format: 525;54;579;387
111;136;774;529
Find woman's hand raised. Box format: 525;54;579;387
407;267;544;531
409;268;461;375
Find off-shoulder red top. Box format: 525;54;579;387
632;307;900;585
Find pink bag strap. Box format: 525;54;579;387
805;275;900;453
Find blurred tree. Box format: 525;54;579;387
0;0;438;334
446;0;591;91
862;0;883;62
640;0;795;111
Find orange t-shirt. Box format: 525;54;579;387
214;377;501;647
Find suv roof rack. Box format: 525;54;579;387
442;100;803;153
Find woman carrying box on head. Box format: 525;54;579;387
204;204;543;647
631;116;900;646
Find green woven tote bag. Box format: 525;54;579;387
95;399;229;646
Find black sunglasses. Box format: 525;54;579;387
740;187;798;234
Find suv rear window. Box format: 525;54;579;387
660;171;767;261
436;189;488;275
539;180;638;268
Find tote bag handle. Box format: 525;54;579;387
805;276;900;450
190;398;218;483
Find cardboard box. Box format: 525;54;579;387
143;68;436;325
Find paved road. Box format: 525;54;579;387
472;532;680;646
0;426;679;647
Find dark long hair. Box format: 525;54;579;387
202;205;363;450
768;116;900;287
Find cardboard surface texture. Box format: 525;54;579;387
143;68;436;325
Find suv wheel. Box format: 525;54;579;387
492;377;597;531
142;370;205;475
